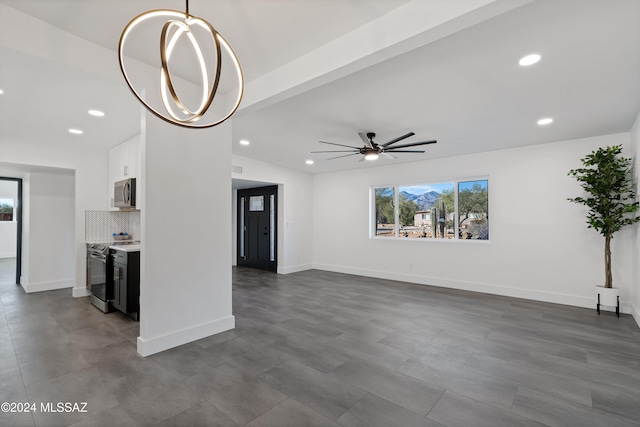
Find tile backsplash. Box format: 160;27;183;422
85;210;140;242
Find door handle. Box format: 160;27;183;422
123;182;130;204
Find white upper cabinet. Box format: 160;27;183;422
108;135;141;210
123;137;139;179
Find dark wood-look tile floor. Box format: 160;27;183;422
1;261;640;426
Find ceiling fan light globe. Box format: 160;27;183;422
364;153;379;161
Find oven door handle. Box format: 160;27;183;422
89;254;106;261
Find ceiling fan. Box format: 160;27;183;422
312;132;436;161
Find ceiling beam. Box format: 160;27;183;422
236;0;534;116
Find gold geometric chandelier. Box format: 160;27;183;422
118;0;244;128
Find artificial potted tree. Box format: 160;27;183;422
568;145;640;315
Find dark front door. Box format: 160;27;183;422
237;186;277;272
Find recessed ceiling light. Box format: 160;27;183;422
68;128;84;135
305;160;314;165
239;139;250;146
537;118;553;126
88;109;105;117
519;54;541;66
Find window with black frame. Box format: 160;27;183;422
372;179;489;241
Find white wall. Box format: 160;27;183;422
0;3;117;297
313;133;635;313
232;155;314;274
0;180;18;258
0;222;17;258
138;116;234;357
20;172;75;293
630;112;640;326
0;139;109;297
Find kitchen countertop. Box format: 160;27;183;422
86;240;139;245
109;244;141;252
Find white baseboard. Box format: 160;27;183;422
311;263;634;314
72;287;90;297
137;315;235;357
21;279;74;294
278;263;313;275
632;304;640;328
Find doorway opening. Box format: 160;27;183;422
0;177;22;286
237;185;278;272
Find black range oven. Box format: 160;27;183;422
86;243;112;312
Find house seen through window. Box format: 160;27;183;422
0;199;14;222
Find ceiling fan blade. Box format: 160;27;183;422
381;132;415;147
358;132;373;148
326;153;361;160
311;150;359;153
385;140;437;150
318;140;361;149
358;156;365;162
381;153;397;159
382;150;425;153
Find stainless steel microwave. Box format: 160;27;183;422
114;178;136;209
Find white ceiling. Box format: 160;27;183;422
0;162;74;179
0;0;638;175
1;0;411;83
